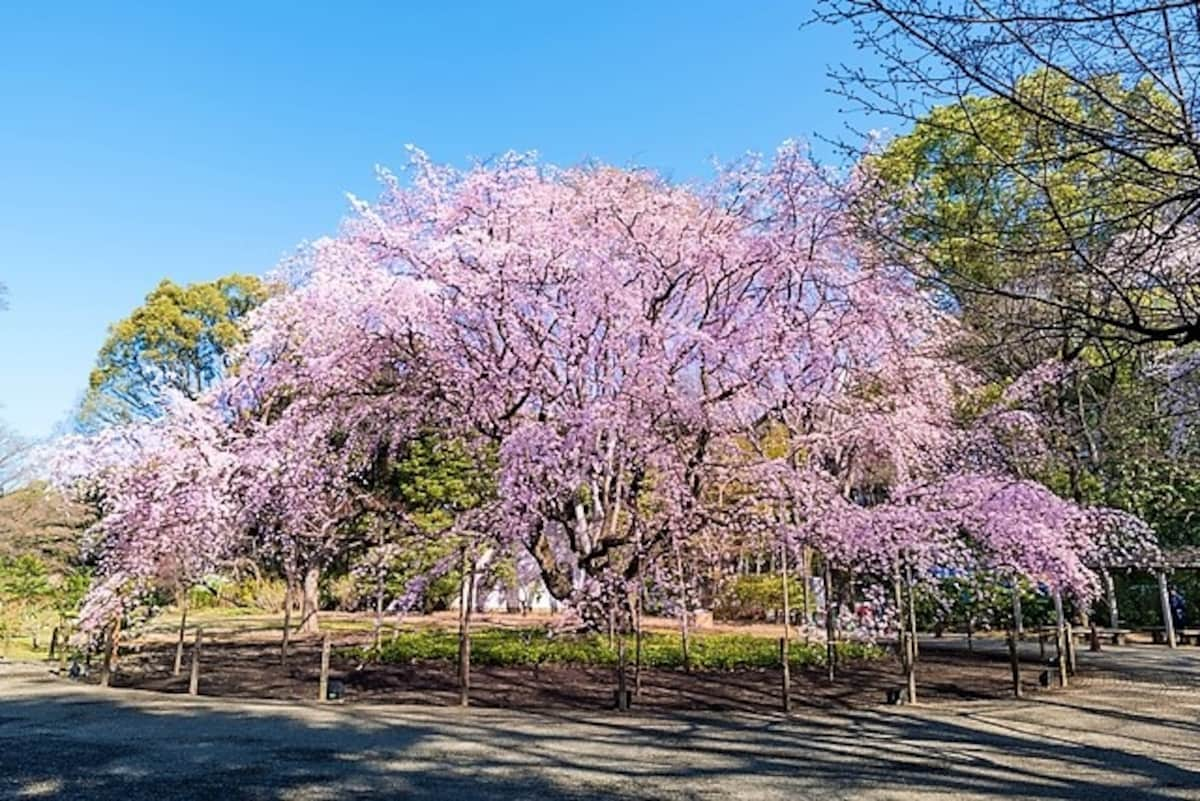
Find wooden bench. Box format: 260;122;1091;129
1147;627;1200;645
1071;627;1131;646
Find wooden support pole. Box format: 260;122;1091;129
634;582;644;697
902;631;917;704
823;560;837;682
780;541;792;642
675;544;691;674
1007;584;1021;697
1158;570;1177;649
48;626;59;659
1052;590;1068;688
780;637;792;714
188;628;202;696
1007;629;1022;698
904;564;919;661
1012;588;1024;639
318;633;331;702
616;639;629;711
1065;620;1077;676
281;579;293;667
457;549;474;707
174;601;189;677
893;570;908;695
799;547;811;632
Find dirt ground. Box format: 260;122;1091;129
94;626;1100;712
4;659;1199;801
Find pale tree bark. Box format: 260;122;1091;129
299;565;321;635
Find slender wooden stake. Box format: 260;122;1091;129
779;637;791;713
1158;570;1177;649
1065;620;1077;675
823;559;837;682
457;549;474;707
99;623;115;687
634;582;644;697
780;542;792;643
897;566;916;704
318;633;331;702
174;597;189;676
617;638;629;711
674;543;691;674
48;626;59;659
1007;629;1022;698
374;575;385;651
799;547;812;636
1052;590;1068;688
1009;582;1022;697
188;628;202;696
904;563;919;661
281;579;293;666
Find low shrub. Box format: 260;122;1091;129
713;574;811;622
364;627;883;671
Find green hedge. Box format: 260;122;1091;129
362;627;882;671
713;574;811;621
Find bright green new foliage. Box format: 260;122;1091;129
82;274;271;425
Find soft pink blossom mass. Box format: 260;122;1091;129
53;143;1158;631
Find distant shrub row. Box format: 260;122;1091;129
360;627;883;671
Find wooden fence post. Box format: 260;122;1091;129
823;560;837;682
617;639;629;711
457;549;475;707
319;633;331;702
1052;591;1068;688
1012;589;1024;639
174;601;189;676
1007;629;1022;698
780;637;791;714
188;628;203;696
1009;583;1022;697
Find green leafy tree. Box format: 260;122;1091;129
869;71;1193;361
873;75;1200;565
81;274;271;426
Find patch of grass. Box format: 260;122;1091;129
361;628;883;671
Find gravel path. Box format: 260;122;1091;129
2;659;1199;800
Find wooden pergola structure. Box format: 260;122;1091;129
1101;546;1200;649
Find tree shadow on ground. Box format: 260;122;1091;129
1;674;1198;801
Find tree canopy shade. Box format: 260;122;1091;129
81;274;271;427
816;0;1200;349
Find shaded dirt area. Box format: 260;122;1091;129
96;631;1099;712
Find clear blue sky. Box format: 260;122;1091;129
0;1;873;439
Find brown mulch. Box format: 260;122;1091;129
95;633;1082;712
